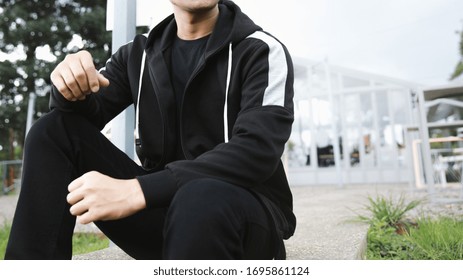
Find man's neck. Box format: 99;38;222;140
173;6;219;40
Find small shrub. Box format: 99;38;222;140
356;194;421;232
357;194;463;260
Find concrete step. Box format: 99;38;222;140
73;237;367;260
73;246;134;260
73;185;384;260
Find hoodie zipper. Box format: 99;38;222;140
178;57;205;160
178;43;233;159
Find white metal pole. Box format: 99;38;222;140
25;92;36;136
416;88;435;198
110;0;136;160
106;0;136;248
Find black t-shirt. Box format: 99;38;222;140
170;35;210;159
171;35;210;110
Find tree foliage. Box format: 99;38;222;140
0;0;112;160
451;23;463;80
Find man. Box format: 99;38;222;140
6;0;295;259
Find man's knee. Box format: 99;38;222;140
25;110;93;148
24;110;61;148
26;110;67;138
163;179;274;259
165;179;254;235
169;178;242;218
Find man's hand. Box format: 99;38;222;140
50;50;110;101
67;171;146;224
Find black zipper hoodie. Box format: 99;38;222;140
50;0;296;238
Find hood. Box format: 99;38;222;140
145;0;262;52
214;0;262;44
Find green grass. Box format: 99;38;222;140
367;216;463;260
0;223;11;259
0;223;109;259
406;217;463;260
72;232;109;256
358;194;463;260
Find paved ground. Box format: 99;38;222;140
287;183;418;259
2;183;463;260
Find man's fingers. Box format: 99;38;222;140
57;56;87;99
50;73;76;101
50;50;108;101
67;175;85;203
69;200;88;216
97;73;110;88
79;54;101;93
66;188;85;206
76;212;94;225
77;51;109;93
68;176;83;193
68;60;91;95
67;191;83;206
85;72;110;94
52;65;82;101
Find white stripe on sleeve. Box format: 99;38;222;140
247;31;288;107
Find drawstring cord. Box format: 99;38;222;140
134;50;147;146
223;43;233;143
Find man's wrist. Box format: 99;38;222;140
128;178;147;211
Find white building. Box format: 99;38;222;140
287;58;420;186
109;1;462;192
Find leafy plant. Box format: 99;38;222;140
355;194;421;259
356;194;421;233
356;194;463;260
366;218;414;259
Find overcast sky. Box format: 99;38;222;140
2;0;461;87
134;0;463;86
241;0;463;86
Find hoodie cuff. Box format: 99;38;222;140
136;169;179;208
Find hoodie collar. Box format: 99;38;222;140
144;1;261;55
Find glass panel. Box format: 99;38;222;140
390;89;407;167
344;92;376;167
361;92;376;167
375;91;396;167
344;94;362;167
390;89;410;125
311;96;337;168
342;75;370;88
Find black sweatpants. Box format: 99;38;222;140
5;110;275;260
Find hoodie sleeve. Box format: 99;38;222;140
49;42;134;130
137;32;294;209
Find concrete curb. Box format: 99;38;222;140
72;234;369;260
73;246;134;260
